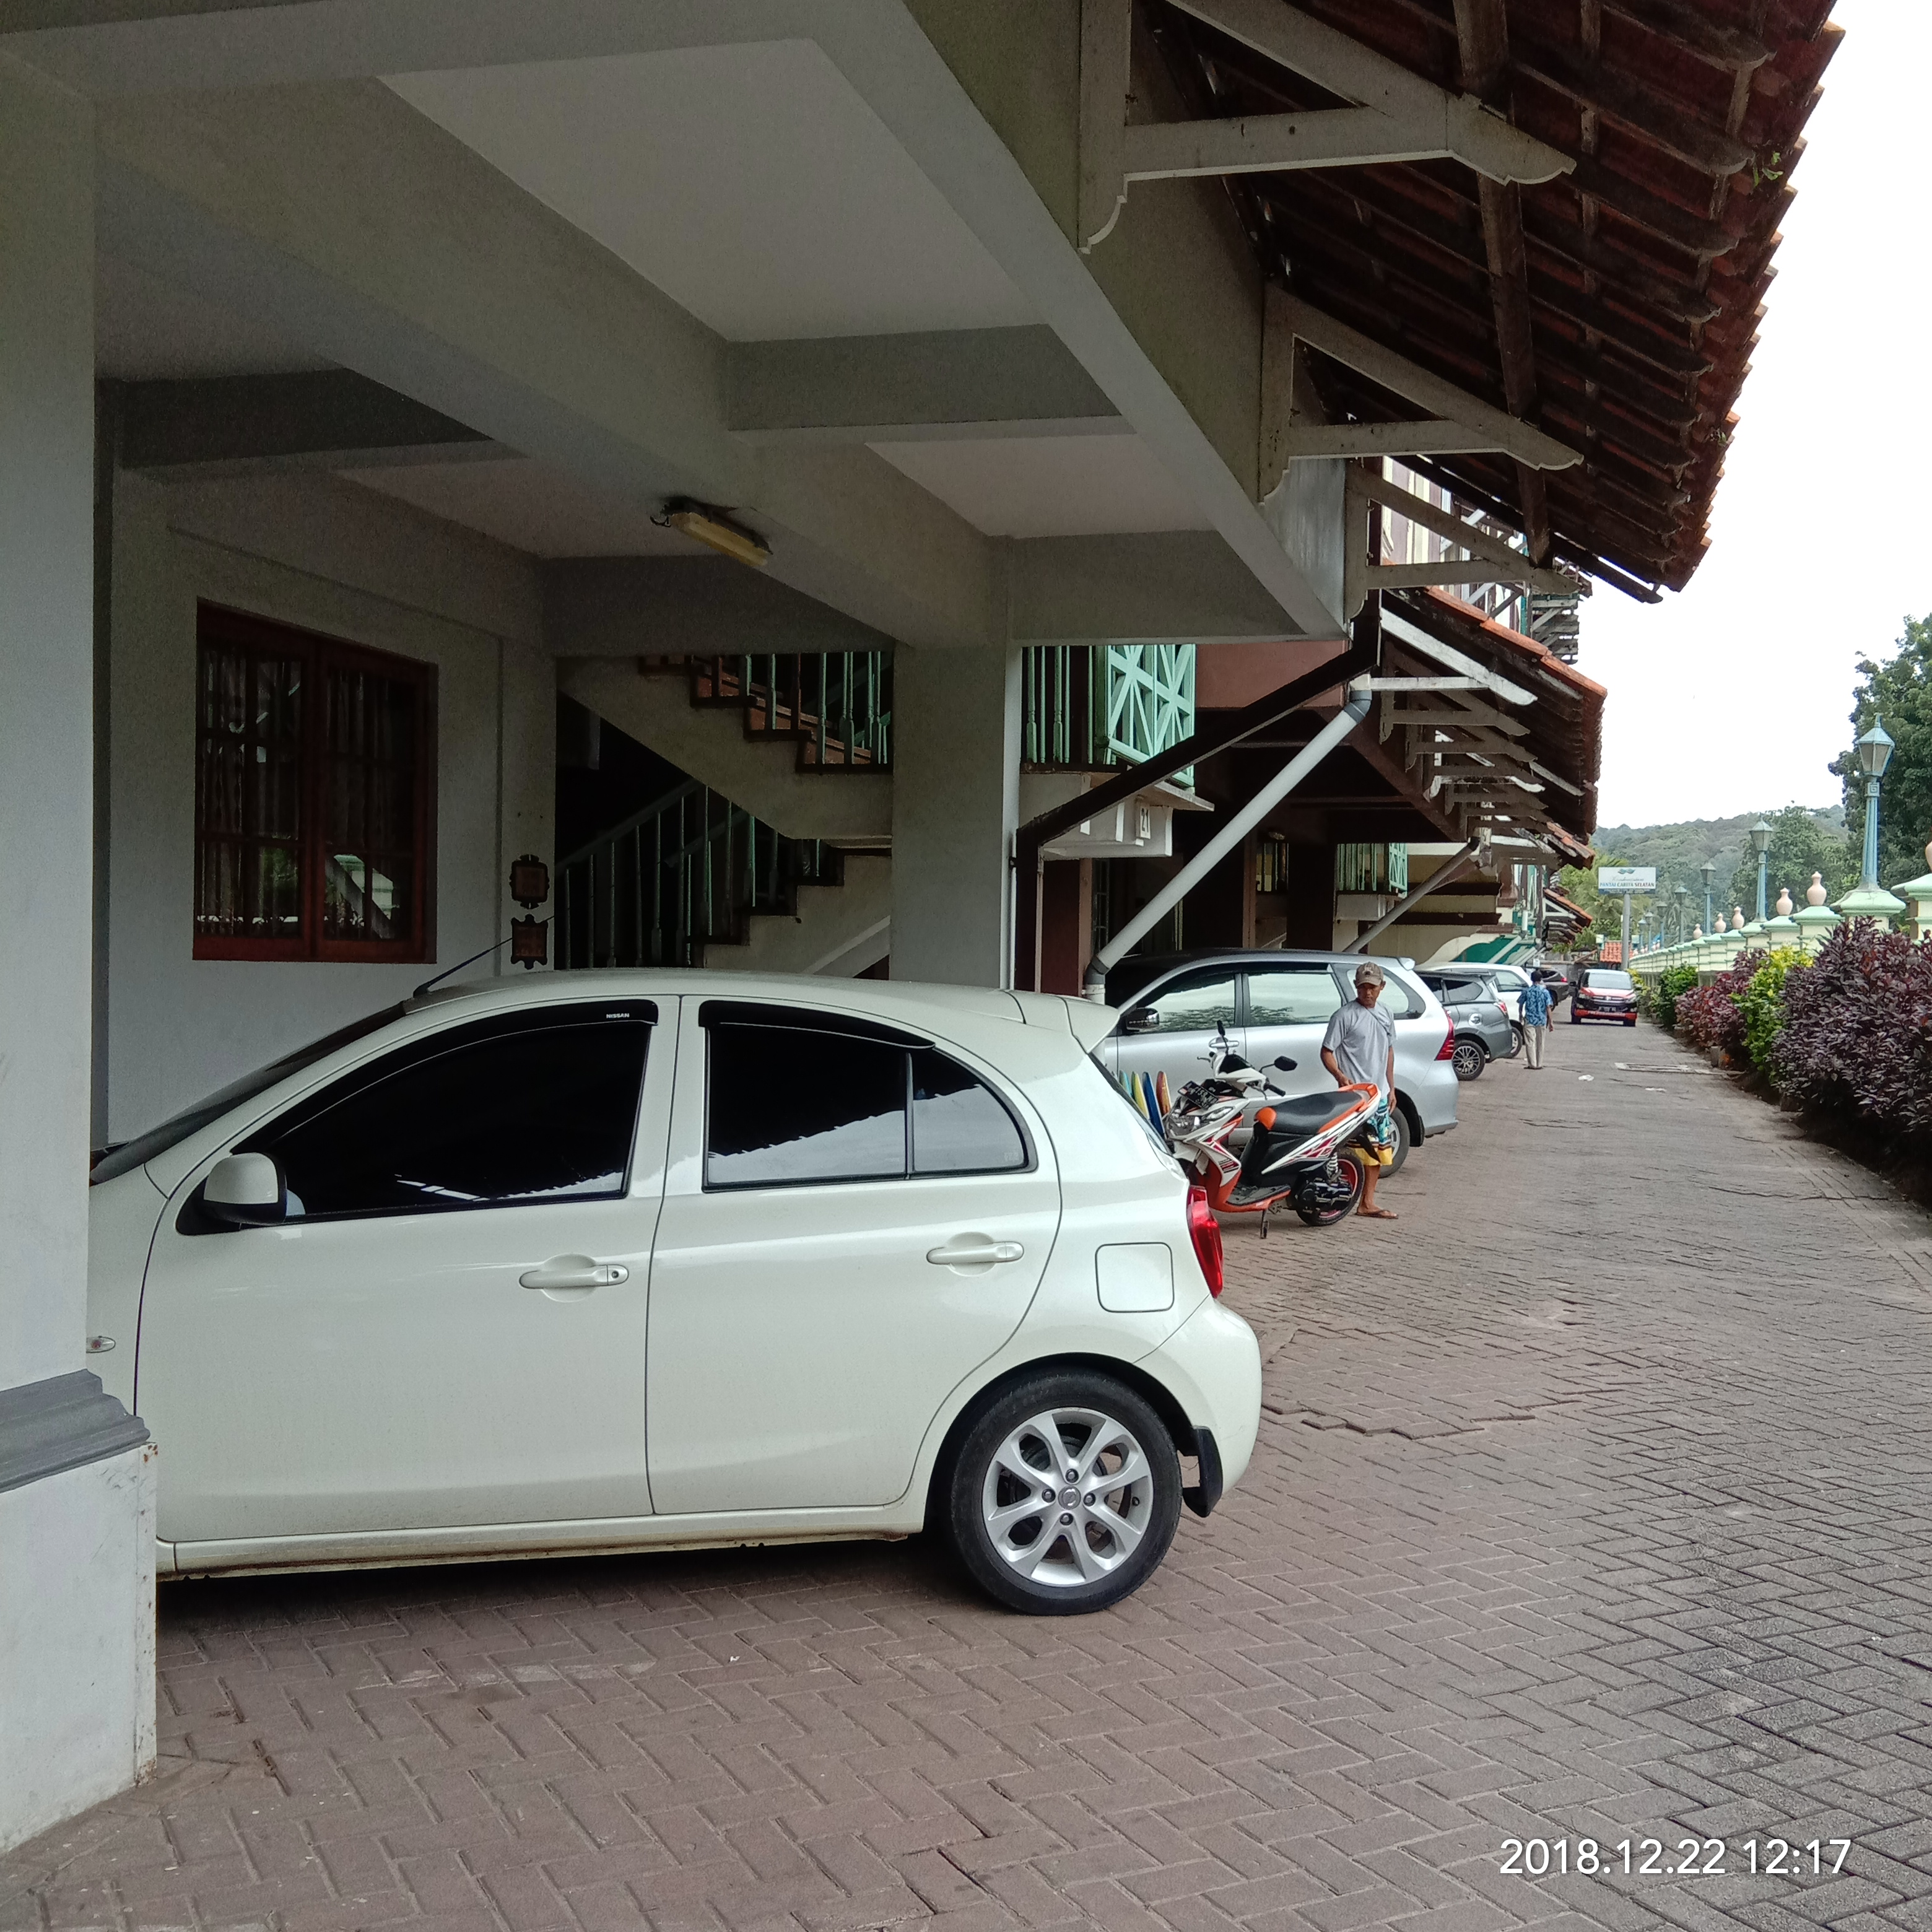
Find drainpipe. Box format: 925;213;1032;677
1342;836;1486;955
1084;684;1373;1000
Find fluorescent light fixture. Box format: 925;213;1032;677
663;498;771;568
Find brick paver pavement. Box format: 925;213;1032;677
9;1021;1932;1932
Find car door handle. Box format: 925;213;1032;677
926;1238;1025;1269
520;1257;629;1292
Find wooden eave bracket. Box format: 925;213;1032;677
1260;288;1582;494
1342;466;1575;617
1079;0;1573;253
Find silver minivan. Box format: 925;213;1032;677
1095;951;1458;1168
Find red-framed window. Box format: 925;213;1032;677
194;605;437;962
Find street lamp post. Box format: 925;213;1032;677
1750;819;1772;923
1856;721;1895;888
1700;859;1716;934
1834;719;1905;928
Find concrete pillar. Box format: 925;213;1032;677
0;54;156;1854
1037;858;1095;995
497;640;555;971
889;645;1020;986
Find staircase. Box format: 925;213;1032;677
555;778;889;974
651;651;891;770
554;643;1199;976
559;652;892;843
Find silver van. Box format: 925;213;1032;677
1095;951;1458;1168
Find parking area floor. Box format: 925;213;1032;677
9;1020;1932;1932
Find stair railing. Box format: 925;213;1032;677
555;778;840;969
1024;643;1196;783
653;651;892;768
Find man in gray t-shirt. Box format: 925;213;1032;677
1320;960;1399;1219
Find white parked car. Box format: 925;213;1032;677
87;974;1261;1614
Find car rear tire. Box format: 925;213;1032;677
946;1372;1181;1615
1388;1105;1413;1173
1450;1038;1486;1081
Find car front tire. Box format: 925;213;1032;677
946;1372;1181;1615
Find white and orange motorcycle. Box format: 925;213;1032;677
1164;1024;1385;1232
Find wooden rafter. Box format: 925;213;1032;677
1453;0;1551;567
1142;0;1838;600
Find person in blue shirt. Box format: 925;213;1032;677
1520;977;1554;1067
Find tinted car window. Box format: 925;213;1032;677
1136;970;1238;1033
707;1024;907;1188
705;1022;1027;1188
912;1048;1027;1175
92;1001;406;1183
1245;965;1342;1027
1584;970;1634;991
240;1015;650;1219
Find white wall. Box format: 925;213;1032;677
104;468;552;1141
0;1445;157;1854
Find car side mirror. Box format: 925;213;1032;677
1274;1056;1297;1072
202;1152;287;1229
1120;1006;1161;1035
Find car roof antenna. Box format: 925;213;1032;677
412;935;513;1001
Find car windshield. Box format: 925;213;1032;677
89;1003;407;1183
1586;970;1635;991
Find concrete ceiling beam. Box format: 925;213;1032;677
94;81;1001;649
725;327;1124;445
546;533;1307;653
11;0;1344;641
544;556;894;659
1006;530;1307;646
115;367;505;474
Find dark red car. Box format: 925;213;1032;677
1570;966;1638;1025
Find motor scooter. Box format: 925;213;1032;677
1164;1024;1385;1232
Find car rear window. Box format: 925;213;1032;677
1585;970;1634;990
702;1016;1030;1188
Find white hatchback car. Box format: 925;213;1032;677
87;973;1261;1614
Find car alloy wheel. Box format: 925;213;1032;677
1450;1038;1486;1081
947;1372;1180;1614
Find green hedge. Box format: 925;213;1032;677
1741;947;1808;1074
1652;963;1699;1032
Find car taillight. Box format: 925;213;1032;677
1186;1185;1224;1299
1435;1030;1456;1060
1498;1001;1510;1017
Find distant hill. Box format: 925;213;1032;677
1591;806;1844;889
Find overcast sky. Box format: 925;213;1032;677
1578;1;1930;829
